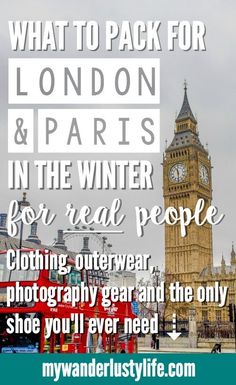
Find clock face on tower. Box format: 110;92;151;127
199;164;209;184
169;163;187;183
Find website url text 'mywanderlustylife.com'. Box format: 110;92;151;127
42;358;196;382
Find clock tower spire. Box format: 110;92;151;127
175;80;197;133
163;83;213;314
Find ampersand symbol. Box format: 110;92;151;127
14;118;28;145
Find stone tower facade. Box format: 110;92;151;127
163;84;213;318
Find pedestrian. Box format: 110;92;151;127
96;334;104;353
151;333;156;349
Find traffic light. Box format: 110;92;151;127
228;303;234;322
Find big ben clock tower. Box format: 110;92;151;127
163;83;213;296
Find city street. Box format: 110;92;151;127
138;336;236;353
138;346;235;354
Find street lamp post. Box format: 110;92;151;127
152;266;160;350
102;236;107;253
18;192;30;252
152;266;160;314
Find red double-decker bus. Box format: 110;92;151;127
0;248;137;353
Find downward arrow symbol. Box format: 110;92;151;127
167;313;181;341
167;331;181;341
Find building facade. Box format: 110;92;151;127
108;271;136;288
